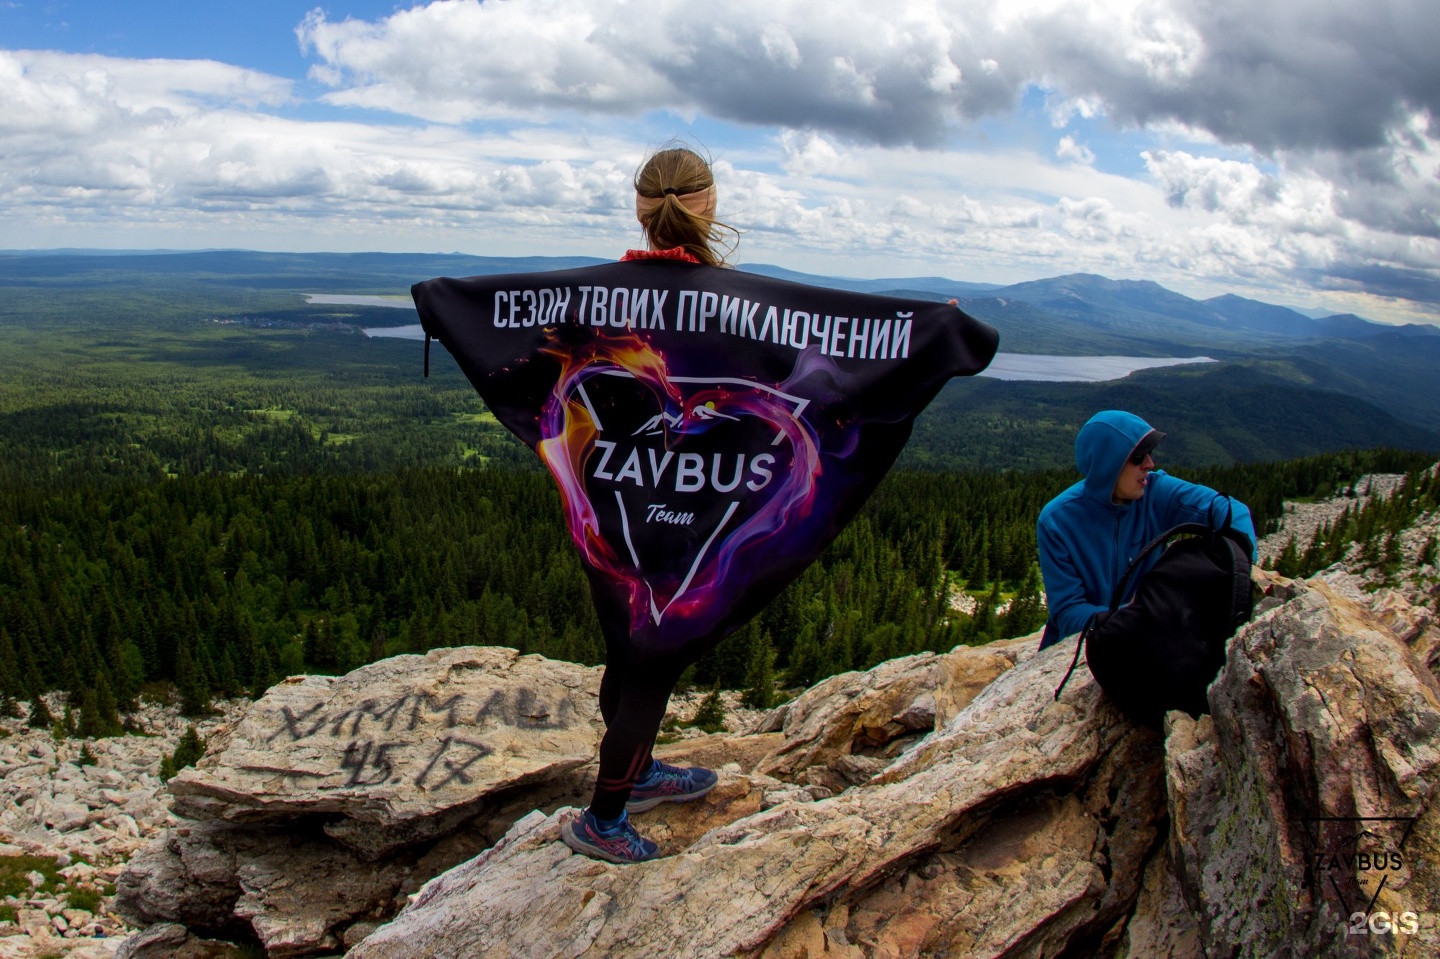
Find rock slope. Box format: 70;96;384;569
0;698;246;959
6;468;1437;958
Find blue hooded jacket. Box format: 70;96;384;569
1036;410;1257;649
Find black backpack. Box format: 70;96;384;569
1054;496;1254;727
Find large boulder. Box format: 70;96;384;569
1167;575;1440;957
167;646;603;857
754;640;1022;790
115;647;605;955
115;819;415;957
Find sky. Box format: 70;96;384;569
2;1;1438;325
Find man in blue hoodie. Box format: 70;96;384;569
1037;410;1257;650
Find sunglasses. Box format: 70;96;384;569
1128;446;1155;466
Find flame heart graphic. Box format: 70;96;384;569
536;335;823;638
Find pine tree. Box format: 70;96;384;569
999;565;1045;639
688;684;726;733
964;582;1002;646
77;679;122;739
176;642;212;717
741;631;776;710
162;725;207;777
26;694;53;729
1271;537;1300;577
172;724;206;770
250;645;278;700
783;621;824;688
302;618;321;665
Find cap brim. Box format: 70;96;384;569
1130;429;1166;461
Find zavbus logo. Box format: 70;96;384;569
1298;815;1421;938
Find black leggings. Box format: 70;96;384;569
587;647;688;820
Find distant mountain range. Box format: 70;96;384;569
2;249;1437;466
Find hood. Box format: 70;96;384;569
1075;410;1154;504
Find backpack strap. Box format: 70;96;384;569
1106;522;1212;610
1207;492;1234;533
1053;611;1100;701
1054;524;1203;703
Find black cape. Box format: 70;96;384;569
413;260;998;663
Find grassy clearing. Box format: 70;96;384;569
0;854;62;899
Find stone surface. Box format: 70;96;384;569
114;819;413;956
0;695;247;959
1257;473;1407;565
168;646;603;856
1168;575;1440;958
347;639;1168;958
1112;844;1204;959
754;640;1021;790
107;651;616;959
330;537;1440;958
112;923;247;959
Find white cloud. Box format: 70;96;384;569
778;131;864;178
1056;136;1095;165
298;0;978;145
297;1;1438;152
290;1;1439;255
2;0;1439;323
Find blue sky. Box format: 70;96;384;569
3;0;1438;324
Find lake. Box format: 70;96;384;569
360;322;1214;383
305;294;415;308
325;297;1216;383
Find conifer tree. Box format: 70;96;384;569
175;642;212;717
172;724;206;770
77;674;123;738
784;622;824;688
250;645;278;699
1272;537;1300;577
741;631;776;710
689;684;726;733
999;565;1045;639
27;694;53;729
302;619;321;665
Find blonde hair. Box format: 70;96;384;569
633;146;738;267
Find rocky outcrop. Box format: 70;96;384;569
329;566;1439;959
347;638;1166;958
44;470;1440;957
0;697;247;958
753;640;1021;791
110;637;1044;957
167;646;605;857
101;553;1440;957
111;648;608;957
1167;572;1440;958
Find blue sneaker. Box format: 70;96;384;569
561;810;659;864
625;760;718;813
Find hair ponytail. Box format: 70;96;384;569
634;146;738;267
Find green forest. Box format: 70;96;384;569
3;450;1435;731
2;271;1438;732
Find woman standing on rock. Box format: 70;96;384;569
553;146;736;862
412;143;998;863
